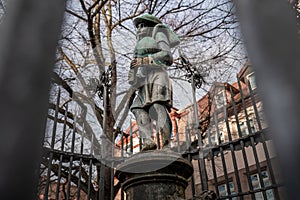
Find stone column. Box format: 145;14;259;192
116;151;193;200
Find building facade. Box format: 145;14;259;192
38;62;285;199
116;62;285;199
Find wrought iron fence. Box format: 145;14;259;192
0;1;297;199
182;77;284;200
38;70;285;200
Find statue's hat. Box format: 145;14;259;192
133;14;162;27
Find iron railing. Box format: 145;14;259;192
38;73;284;200
1;1;298;199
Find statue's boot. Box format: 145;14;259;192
162;139;170;151
160;126;172;151
142;138;157;151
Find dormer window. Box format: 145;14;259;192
246;72;257;90
215;90;225;109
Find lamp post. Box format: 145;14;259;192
179;49;209;192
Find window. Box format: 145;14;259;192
239;121;248;136
209;134;216;145
208;127;224;146
239;118;256;136
215;90;225;109
251;170;274;200
247;72;257;90
218;181;237;200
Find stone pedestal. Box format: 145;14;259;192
116;151;193;200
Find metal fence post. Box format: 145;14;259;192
191;76;208;192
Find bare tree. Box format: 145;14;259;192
54;0;245;134
42;0;247;199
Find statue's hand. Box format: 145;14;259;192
130;56;156;68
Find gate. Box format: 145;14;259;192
38;66;284;200
0;0;298;200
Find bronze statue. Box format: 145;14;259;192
128;14;180;151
